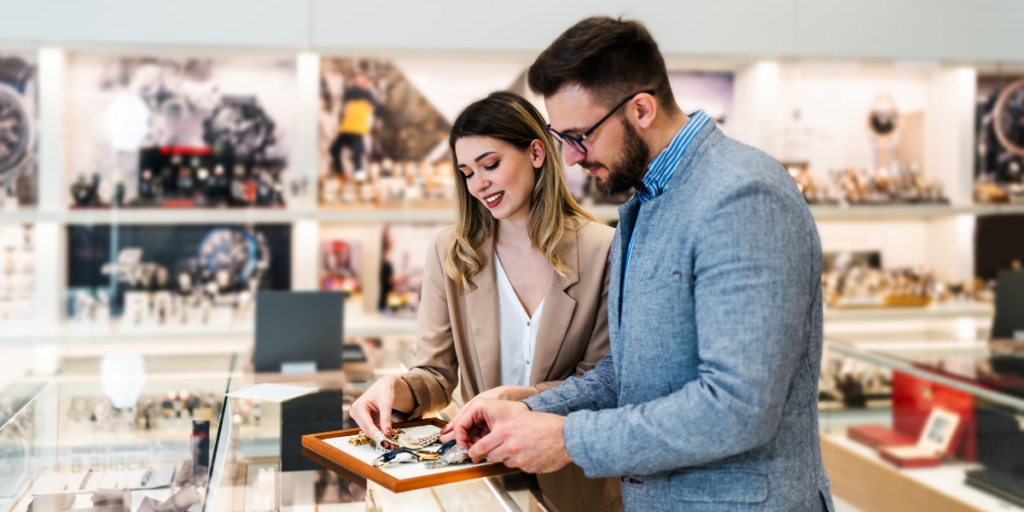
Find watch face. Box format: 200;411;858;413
995;78;1024;157
0;83;31;181
197;228;260;290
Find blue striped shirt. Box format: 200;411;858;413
624;110;710;289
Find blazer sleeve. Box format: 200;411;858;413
561;178;819;478
400;235;459;419
534;243;612;393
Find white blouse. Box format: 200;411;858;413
494;254;545;387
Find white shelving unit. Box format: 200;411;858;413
0;46;1016;343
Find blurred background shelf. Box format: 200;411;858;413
0;303;417;343
823;302;992;322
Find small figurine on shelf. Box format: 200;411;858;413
112;172;125;207
71;173;101;207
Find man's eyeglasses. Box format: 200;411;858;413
546;90;656;156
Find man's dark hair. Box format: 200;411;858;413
528;17;677;113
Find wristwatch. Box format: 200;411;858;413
0;56;34;182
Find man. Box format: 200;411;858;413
329;73;377;182
447;17;834;511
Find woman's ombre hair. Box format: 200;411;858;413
444;91;594;290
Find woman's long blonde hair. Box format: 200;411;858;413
444;91;594;291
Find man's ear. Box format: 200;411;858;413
629;93;659;130
530;139;546;169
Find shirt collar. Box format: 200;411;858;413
636;110;710;204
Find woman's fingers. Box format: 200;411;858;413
377;397;393;436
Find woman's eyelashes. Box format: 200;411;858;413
460;160;498;179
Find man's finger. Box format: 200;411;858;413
467;429;505;463
453;402;484;446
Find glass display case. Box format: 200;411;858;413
0;338;551;512
820;331;1024;512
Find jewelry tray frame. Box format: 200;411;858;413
301;418;519;493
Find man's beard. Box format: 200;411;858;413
583;120;650;196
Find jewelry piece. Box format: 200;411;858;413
372;449;417;468
395;431;441;450
373;432;388;454
348;432;373;446
425;444;469;470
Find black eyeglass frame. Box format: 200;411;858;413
546;89;656;156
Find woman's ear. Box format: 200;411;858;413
530;139;546;169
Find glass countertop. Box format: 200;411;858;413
0;338;549;512
825;331;1024;404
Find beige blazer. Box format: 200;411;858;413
401;216;621;512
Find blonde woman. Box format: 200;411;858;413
350;91;621;512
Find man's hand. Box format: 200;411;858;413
440;398;527;444
470;411;572;474
439;387;538;443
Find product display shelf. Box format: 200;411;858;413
0;207;462;225
821;334;1024;512
11;201;1024;227
823;301;993;322
822;433;1022;512
0;303;417;343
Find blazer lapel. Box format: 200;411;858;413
530;220;580;385
465;236;502;392
611;197;641;332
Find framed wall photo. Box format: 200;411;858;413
0;51;38;206
65;54;298;208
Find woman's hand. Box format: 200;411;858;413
440;386;538;441
350;375;415;446
474;385;539;402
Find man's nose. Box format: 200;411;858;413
562;144;585;167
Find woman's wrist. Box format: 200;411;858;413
504;385;539;401
390;375;416;414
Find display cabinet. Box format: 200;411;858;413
820;332;1024;512
0;337;551;512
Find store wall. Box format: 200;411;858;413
4;0;1024;61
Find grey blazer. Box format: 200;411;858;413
523;120;835;511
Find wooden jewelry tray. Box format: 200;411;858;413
301;418;519;493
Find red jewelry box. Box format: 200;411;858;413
847;425;916;450
878;446;942;468
876;407;963;469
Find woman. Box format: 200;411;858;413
350;91;621;512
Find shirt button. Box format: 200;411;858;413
526;321;531;327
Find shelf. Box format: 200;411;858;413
3;203;1024;225
0;304;418;343
823;433;1023;512
823;301;992;322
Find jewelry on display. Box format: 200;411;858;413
395;431;441;450
372;432;388;454
425;444;469;470
372;449;417;468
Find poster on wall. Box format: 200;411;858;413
67;224;291;328
776;66;943;206
0;52;37;207
380;224;446;315
66;55;297;209
319;58;454;208
975;74;1024;203
321;239;362;295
